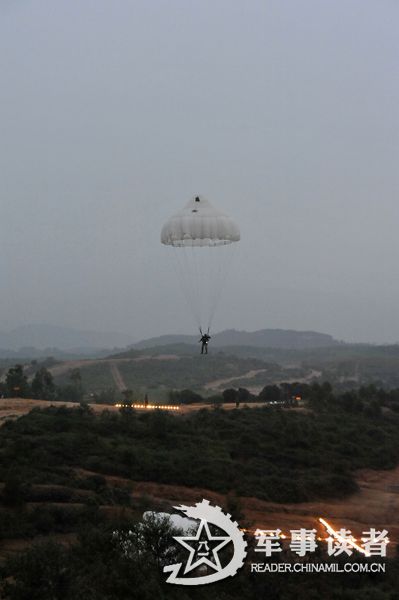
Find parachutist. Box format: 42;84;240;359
199;332;211;354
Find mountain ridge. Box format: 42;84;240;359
133;328;342;350
0;324;135;352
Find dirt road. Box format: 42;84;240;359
109;362;127;391
203;369;269;391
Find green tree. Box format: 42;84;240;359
2;540;69;600
57;385;83;403
238;387;251;404
223;388;238;404
60;368;84;402
6;364;30;398
69;368;82;386
258;384;280;403
31;367;56;400
168;389;203;404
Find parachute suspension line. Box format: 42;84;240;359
184;242;203;329
170;241;238;334
207;242;238;332
190;242;203;329
171;244;202;329
161;195;240;333
201;242;219;333
206;244;219;331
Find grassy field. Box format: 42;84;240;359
42;343;399;400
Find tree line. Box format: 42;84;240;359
0;364;84;402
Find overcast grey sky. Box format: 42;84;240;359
0;0;398;343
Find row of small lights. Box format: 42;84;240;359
115;403;180;411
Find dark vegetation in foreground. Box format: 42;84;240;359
1;519;398;600
1;385;399;598
1;384;399;513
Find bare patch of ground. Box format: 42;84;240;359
134;469;399;555
73;465;399;555
0;398;282;424
0;398;119;423
47;355;180;378
204;368;322;394
203;369;269;391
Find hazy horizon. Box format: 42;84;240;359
1;1;398;344
0;320;395;349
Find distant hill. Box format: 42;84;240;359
133;335;197;349
0;325;340;360
0;324;135;353
133;329;341;350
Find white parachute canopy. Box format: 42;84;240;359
161;196;240;331
161;196;240;247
